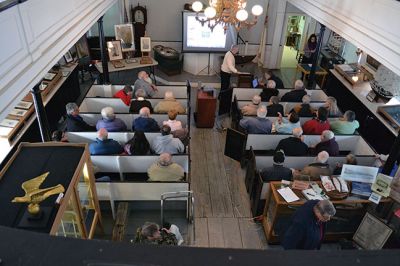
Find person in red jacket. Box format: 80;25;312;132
114;85;133;106
303;107;330;135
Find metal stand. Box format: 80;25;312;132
30;84;50;142
196;53;220;77
98;16;110;84
308;24;326;90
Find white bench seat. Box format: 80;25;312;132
232;88;328;102
237;101;327;115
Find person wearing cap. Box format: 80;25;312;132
260;150;292;182
241;95;261;116
239;105;272;134
297;151;332;181
282;200;336;250
275;127;309;156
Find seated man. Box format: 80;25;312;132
274;111;301;134
281;80;307;102
292;95;314;117
267;96;284;117
275;127;308;156
132;107;160;132
133;71;158;97
262;69;284;89
151;125;184;154
129;88;154;113
297;151;332;181
239;105;272;134
89;128;123;155
65;102;95;132
259;80;279;102
134;222;184;245
241;95;261;116
303;107;330;135
96;107;127;132
154;91;185;114
147;153;185;182
113;85;133;106
260;150;292;182
330;110;360;134
313;130;339;156
282;200;336;250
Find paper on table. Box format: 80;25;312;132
277;187;300;203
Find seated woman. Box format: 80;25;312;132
163;109;183;132
154;91;185;114
129;89;154;113
274;111;301;134
302;107;330;135
324;96;341;117
113;85;133;106
124;131;151;155
134;222;183;245
292;95;314;117
267;96;284;117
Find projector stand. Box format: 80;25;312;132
197;53;220;77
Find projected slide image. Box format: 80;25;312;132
186;16;226;48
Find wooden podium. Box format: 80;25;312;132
195;90;216;128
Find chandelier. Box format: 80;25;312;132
191;0;263;32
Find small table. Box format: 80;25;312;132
295;63;328;88
95;57;158;84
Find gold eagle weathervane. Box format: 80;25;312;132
12;172;65;215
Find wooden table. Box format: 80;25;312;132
262;181;391;244
295;63;328;88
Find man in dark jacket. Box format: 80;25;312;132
65;102;95;132
275;127;308;156
314;130;339;156
282;200;336;250
281;80;307;102
89;128;123;155
259;80;279;102
132;107;160;132
267;96;284;117
260;150;292;182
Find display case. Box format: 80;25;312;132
0;142;102;239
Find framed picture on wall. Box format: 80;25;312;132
107;40;123;61
115;24;135;52
75;35;90;58
64;51;73;63
140;37;151;52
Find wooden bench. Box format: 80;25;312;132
232;88;328;102
86;84;188;99
112;202;129;242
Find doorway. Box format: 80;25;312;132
280;15;307;68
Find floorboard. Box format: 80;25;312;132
207;218;225;248
192;218;209;247
238;218;263;249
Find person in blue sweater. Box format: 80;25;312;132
132;107;160;132
282;200;336;250
89;128;124;155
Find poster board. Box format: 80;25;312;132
353;213;392;250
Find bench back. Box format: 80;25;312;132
86;85;188;99
237;101;326;114
66;132;160;146
232;88;328;101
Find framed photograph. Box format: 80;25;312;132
43;72;56;81
140;37;151;52
64;51;73;63
40;82;48;91
9;108;27;117
115;24;135;52
75;35;90;58
16;101;33;110
0;118;19;128
107;40;123;61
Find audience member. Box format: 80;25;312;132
134;222;183;245
292;95;314;117
281;80;307;102
274;111;301;134
298;151;332;180
129;88;153;113
333;154;357;175
313;130;339;156
239;105;272;134
51;130;68;142
163;109;183;132
65;103;95;132
113;85;133;106
303;107;330;135
330;110;359;134
154;91;185;114
282;200;336;250
89;128;123;155
133;71;157;97
151;125;184;154
259;80;279;102
132;107;160;132
124;131;150;155
275;127;308;156
96;107;127;132
147;153;185;182
263;69;284;89
241;95;261;116
260;150;292;182
324;97;341;117
267;96;284;117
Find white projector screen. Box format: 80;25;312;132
182;12;236;53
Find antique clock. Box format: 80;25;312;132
132;4;147;56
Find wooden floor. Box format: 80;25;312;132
189;125;266;249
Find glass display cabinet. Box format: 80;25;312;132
0;142;103;239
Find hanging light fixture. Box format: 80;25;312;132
191;0;263;32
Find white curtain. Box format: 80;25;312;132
253;0;269;67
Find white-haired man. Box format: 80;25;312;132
314;130;339;156
133;71;158;97
275;127;308;156
65;102;95;132
241;95;261;116
281;80;307;102
299;151;332;181
259;79;279;102
96;107;127;132
239;105;272;134
154;91;185;114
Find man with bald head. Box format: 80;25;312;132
89;128;124;155
275;127;309;156
239;105;272;134
241;95;261;116
281;80;307;102
147;153;185;182
154;91;185;114
299;151;332;181
133;71;158;97
132;107;160;132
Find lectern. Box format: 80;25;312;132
195;90;216;128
